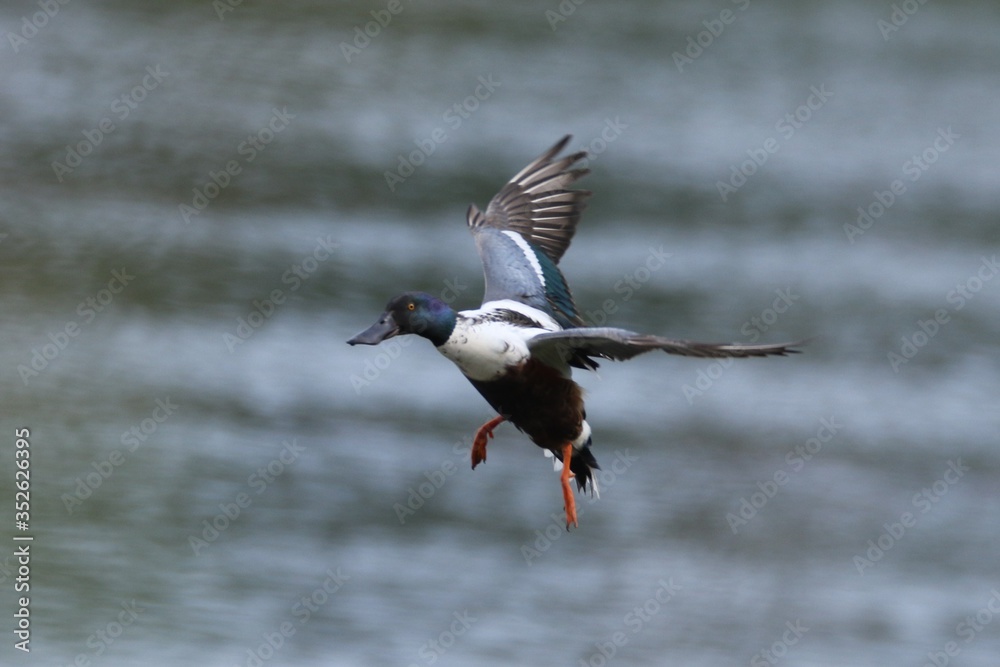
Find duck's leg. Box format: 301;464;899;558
471;415;505;469
561;443;578;529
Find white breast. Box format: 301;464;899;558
437;301;560;382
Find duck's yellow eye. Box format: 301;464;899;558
408;303;415;311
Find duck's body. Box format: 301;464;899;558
348;136;801;527
437;299;598;492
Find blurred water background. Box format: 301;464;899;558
2;1;1000;665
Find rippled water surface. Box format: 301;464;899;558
3;1;1000;665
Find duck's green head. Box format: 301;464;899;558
347;292;457;348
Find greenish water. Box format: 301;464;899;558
2;1;1000;665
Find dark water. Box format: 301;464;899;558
3;1;1000;665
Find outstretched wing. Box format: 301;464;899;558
467;135;590;328
528;327;803;370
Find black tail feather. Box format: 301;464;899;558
570;437;600;495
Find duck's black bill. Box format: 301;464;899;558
347;313;399;346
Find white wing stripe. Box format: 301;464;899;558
502;230;545;288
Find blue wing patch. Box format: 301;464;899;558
466;136;590;329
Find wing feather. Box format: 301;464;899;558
467;136;590;328
528;327;804;368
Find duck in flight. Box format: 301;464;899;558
348;136;800;528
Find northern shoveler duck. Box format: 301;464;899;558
348;136;800;528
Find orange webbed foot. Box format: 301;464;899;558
471;415;505;469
